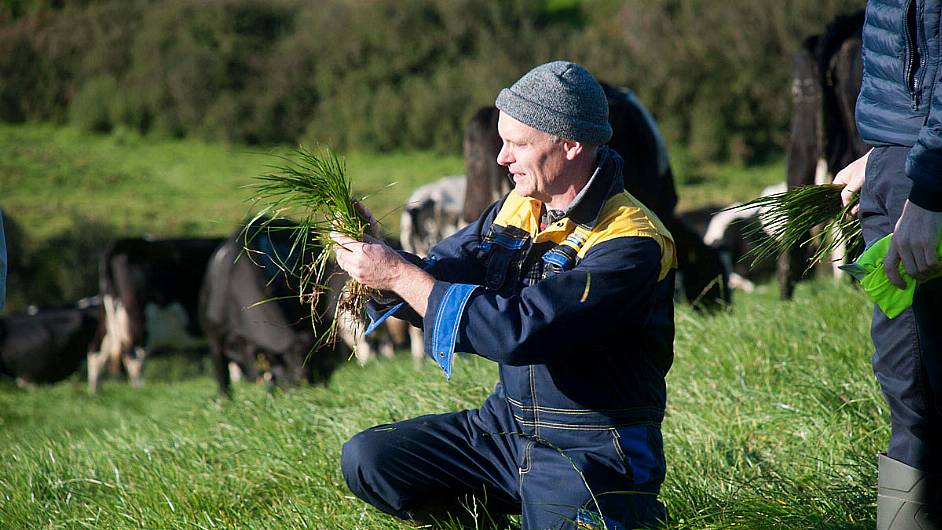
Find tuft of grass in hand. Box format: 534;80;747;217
728;184;862;271
246;145;372;348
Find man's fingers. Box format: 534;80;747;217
353;200;374;220
884;244;906;289
330;231;360;253
353;200;381;236
850;203;860;217
840;188;855;208
926;246;940;271
900;248;918;278
908;251;928;281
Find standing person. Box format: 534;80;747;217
333;61;676;529
833;1;942;527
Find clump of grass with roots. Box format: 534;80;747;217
246;145;375;349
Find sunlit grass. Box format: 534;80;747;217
0;124;464;242
0;279;882;529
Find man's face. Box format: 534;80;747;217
496;111;568;203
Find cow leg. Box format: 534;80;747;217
243;345;261;384
87;349;111;393
384;317;409;354
228;362;242;384
378;333;395;359
354;333;374;366
830;238;847;280
336;312;374;365
207;334;231;396
124;346;146;388
281;346;308;387
778;250;802;300
409;327;424;368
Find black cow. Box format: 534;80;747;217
463;107;509;225
87;237;222;391
781;10;867;298
1;302;100;385
199;218;346;396
462;85;730;308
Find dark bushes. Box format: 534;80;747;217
0;0;866;163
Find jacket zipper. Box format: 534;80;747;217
904;0;920;109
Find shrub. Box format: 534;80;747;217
0;0;870;163
69;74;117;132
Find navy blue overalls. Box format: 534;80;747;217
342;147;676;529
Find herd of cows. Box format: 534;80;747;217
0;12;866;394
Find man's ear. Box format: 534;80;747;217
561;139;585;161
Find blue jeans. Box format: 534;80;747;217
341;391;666;529
859;146;942;473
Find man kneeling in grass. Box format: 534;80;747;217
333;61;676;529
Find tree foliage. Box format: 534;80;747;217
0;0;865;163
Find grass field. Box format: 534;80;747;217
0;123;467;243
0;280;882;529
0;124;882;528
0;123;782;243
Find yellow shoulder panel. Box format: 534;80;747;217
492;191;542;236
491;190;677;281
579;192;678;281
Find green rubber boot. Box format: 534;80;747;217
877;454;941;530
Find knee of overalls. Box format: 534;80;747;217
340;430;383;497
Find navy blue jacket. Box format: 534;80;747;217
373;148;676;429
857;0;942;211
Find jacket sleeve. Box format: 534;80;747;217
423;197;504;284
364;198;503;332
422;235;664;377
906;54;942;212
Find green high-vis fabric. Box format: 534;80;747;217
840;233;942;318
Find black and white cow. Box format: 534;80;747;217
462;86;730;309
399;176;468;361
402;175;468;258
87;237;221;391
1;301;100;385
678;183;787;294
781;10;867;298
199;218;347;396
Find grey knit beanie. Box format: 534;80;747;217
495;61;612;145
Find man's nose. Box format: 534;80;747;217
496;144;511;166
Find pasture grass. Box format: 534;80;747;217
0;123;784;247
0;123;464;243
0;279;883;529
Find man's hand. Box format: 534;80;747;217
353;200;382;239
331;231;436;317
884;200;942;288
833;148;872;216
332;232;405;292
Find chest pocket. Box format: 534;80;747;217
480;225;531;292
